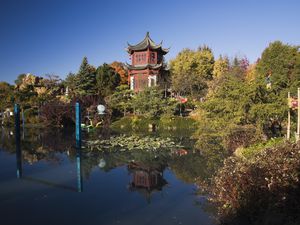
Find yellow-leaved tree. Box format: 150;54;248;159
170;46;214;99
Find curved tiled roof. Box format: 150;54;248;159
126;32;169;55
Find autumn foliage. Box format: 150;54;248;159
110;61;128;85
209;142;300;224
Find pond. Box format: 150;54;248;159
0;127;217;225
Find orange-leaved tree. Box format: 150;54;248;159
110;61;128;85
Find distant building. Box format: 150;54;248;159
126;32;169;92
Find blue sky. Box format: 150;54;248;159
0;0;299;84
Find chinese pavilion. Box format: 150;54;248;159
126;32;169;92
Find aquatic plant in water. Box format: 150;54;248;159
83;135;183;152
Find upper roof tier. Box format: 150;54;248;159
126;32;169;55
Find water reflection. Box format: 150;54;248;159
128;162;167;203
76;147;83;192
0;127;221;225
12;128;83;192
0;127;220;198
15;126;22;179
0;127;218;191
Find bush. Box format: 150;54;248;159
24;108;40;124
209;142;300;224
224;125;258;153
40;99;74;127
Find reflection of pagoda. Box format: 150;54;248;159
128;162;167;203
126;32;169;92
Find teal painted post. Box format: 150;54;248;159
75;102;82;192
75;102;81;148
76;148;83;192
14;104;22;178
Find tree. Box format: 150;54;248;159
229;56;249;80
36;74;62;104
213;55;229;78
132;87;177;118
14;74;39;107
14;73;27;86
170;46;214;99
73;57;97;96
197;43;299;147
64;72;77;98
0;82;14;110
96;63;121;97
110;61;128;85
245;63;258;82
108;85;133;116
256;41;300;91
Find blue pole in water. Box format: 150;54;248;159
75;102;81;148
75;102;82;192
14;104;22;178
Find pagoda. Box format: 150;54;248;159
126;32;169;92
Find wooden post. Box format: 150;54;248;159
297;88;300;142
14;104;22;178
75;102;81;148
287;92;291;140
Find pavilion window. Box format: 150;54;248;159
135;53;147;64
150;52;156;63
141;53;146;63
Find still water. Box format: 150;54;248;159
0;127;216;225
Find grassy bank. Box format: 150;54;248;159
110;115;197;137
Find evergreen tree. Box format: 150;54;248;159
96;63;121;97
74;57;97;96
64;72;77;97
108;85;133;116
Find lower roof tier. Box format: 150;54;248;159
126;63;163;70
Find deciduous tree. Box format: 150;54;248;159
110;61;128;85
170;46;214;99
